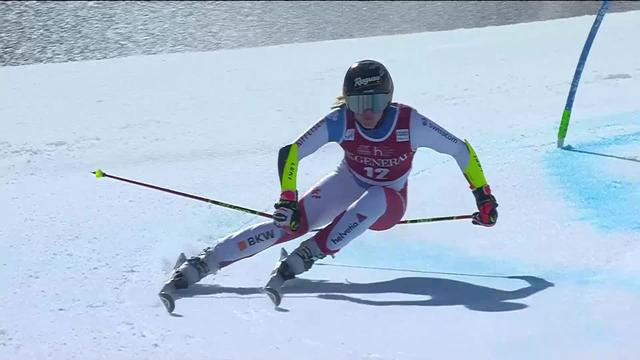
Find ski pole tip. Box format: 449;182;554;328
94;169;105;178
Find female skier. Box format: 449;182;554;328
159;59;498;312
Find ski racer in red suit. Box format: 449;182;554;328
159;60;498;312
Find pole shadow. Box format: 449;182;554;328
562;145;640;163
181;274;554;312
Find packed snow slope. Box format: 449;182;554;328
1;11;639;360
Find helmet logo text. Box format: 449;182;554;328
354;76;381;88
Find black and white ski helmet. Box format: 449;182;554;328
342;60;394;97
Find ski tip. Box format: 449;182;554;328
264;287;282;307
159;291;175;313
279;248;288;261
174;253;187;270
94;169;105;178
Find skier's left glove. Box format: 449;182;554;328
273;190;300;233
472;185;498;227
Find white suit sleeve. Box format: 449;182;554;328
278;109;345;192
295;109;344;160
409;109;470;171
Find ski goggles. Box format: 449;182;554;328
345;93;391;113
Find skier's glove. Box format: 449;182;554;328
273;190;300;233
472;185;498;227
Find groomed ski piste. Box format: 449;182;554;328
1;11;639;360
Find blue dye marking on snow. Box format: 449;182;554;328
339;236;640;292
546;113;640;232
341;237;523;277
333;112;640;293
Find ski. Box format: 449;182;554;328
159;291;176;313
173;252;187;270
158;252;187;314
159;249;291;311
264;286;282;307
263;248;289;307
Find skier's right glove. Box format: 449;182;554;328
471;184;498;227
273;190;300;233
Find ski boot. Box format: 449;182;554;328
159;249;217;313
264;238;326;307
264;248;293;306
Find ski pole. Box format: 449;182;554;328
307;213;474;231
92;169;474;227
399;214;473;224
92;169;274;219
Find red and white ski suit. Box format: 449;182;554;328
210;103;472;267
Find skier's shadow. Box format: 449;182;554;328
186;275;554;312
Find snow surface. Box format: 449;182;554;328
1;11;639;360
